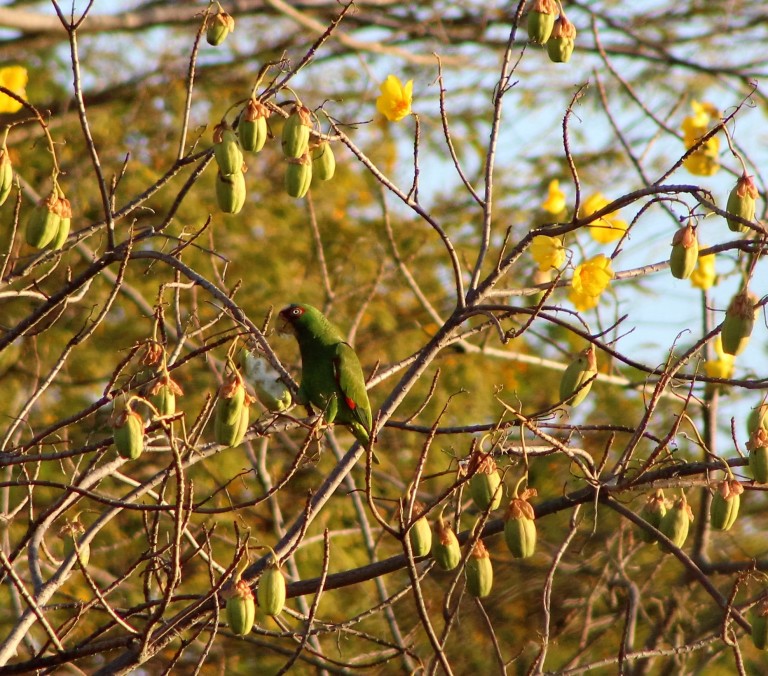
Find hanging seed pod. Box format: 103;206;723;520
638;489;668;543
216;169;246;214
112;408;144;460
658;494;693;551
281;104;312;158
206;6;235;46
407;502;432;557
215;397;250;448
467;451;503;512
238;98;269;153
240;352;292;412
431;517;461;571
504;487;537;558
311;141;336;182
257;557;286;616
547;11;577;63
285;153;312;199
709;479;743;531
747;402;768;437
720;290;757;356
748;428;768;483
59;518;90;569
49;194;72;250
669;221;698;280
213;123;244;176
559;345;597;407
226;578;255;636
725;173;758;233
0;146;13;206
751;598;768;650
465;539;493;598
527;0;557;44
149;373;184;417
26;190;61;249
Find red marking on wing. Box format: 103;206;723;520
345;396;357;410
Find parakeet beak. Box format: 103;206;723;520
276;309;293;336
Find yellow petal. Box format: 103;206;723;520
541;179;566;214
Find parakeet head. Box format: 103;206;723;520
277;303;343;344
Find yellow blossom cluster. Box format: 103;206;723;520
376;75;413;122
569;254;614;311
681;100;720;176
0;66;27;114
530;235;565;271
541;179;566;215
578;193;628;244
689;252;716;290
704;336;734;381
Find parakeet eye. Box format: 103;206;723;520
291;307;303;316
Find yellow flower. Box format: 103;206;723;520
681;100;720;176
530;235;565;271
568;288;600;312
704;336;734;380
578;192;628;243
569;254;614;310
541;179;566;215
689;252;716;290
0;65;27;114
572;254;613;296
376;75;413;122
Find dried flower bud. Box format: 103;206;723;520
59;518;90;568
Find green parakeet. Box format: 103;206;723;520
279;303;376;456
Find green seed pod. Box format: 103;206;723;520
748;430;768;483
465;540;493;598
467;451;503;512
257;560;286;616
113;409;144;460
0;146;13;206
431;518;461;571
559;345;597;407
721;290;756;356
546;11;577;63
226;578;255;636
26;191;61;249
527;0;557;44
215;170;246;214
747;402;768;437
725;173;758;233
669;221;699;280
281;104;312;158
219;373;246;426
503;488;537;559
206;8;235;46
238;99;269;153
149;374;183;417
751;599;768;650
216;399;249;448
709;480;742;531
408;513;433;558
213;125;244;176
311;141;336;182
240;352;292;412
285;153;312;199
658;494;693;551
638;489;668;543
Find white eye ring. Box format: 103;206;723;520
291;307;301;316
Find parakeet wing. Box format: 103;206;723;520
333;342;372;432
